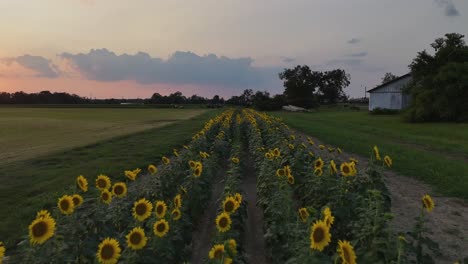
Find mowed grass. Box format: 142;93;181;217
274;109;468;199
0;108;219;246
0;108;207;165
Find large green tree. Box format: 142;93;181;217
381;72;398;84
406;33;468;122
318;69;350;104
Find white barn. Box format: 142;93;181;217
367;73;412;111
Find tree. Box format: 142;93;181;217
279;65;321;108
381;72;398;84
239;89;254;106
405;33;468;122
318;69;350;104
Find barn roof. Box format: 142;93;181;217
367;73;411;93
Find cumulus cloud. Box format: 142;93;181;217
60;49;279;88
435;0;460;16
0;55;60;78
347;38;361;44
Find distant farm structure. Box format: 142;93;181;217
367;73;412;111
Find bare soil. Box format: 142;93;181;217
294;132;468;264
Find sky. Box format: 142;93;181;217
0;0;467;99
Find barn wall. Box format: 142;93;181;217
368;76;412;111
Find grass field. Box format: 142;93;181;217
0;107;218;246
274;109;468;199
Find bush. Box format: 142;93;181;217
370;108;400;115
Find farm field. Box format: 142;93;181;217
0;107;217;247
273;110;468;199
0;107;208;165
1;108;463;264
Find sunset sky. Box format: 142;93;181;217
1;0;467;99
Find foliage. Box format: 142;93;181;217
381;73;398;84
405;33;468;122
317;69;351;104
251;91;286;111
370;108;400;115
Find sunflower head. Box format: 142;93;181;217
126;227;147;250
132;198;153;221
173;194;182;208
349;157;359;164
384;155;392;168
288;143;295;150
125;170;137;181
273;148;280;157
276;168;285;177
76;175;88;192
330;160;337;174
148;164;158;175
314;168;323;176
298;208;309;223
188;160;196;169
315;158;324;169
173;149;179;157
58;195;75;215
231;157;240;164
0;241;5;260
287;175;295;185
112;182;127;198
36;210;52;219
153;219;170;237
171;209;182;221
308;151;315;158
29;216;56;245
337;240;357;264
422;194;435;212
208;244;225;260
193;166;202;177
96;174;111;191
340;162;353;176
97;238;121;264
100;189;112;204
265;152;273;160
162;156;170;165
310;220;332;251
337;147;343;154
319;144;325;150
154;200;167;219
215;212;232;233
234;193;242;204
227;239;237;256
373;145;381;160
72;194;84;207
223;196;239;214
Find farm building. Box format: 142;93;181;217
367;73;412;111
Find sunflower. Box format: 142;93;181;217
384;155;392;168
153;219;170;237
154;200;167;219
36;210;51;219
58;195;75;215
215;212;232;233
340;162;353;177
148;164;158;175
28;216;56;245
337;148;343;154
173;194;182;208
273;148;280;157
323;207;335;227
301;143;307;149
170;208;181;220
125;170;136;181
349;162;357;176
0;241;5;262
308;151;315;157
100;189;112;204
208;244;225;260
337;240;357;264
290;134;296;140
265;152;273;160
373;145;381;160
183;145;189;149
72;194;84;207
328;147;335;152
330;160;338;174
173;149;179;157
133;198;153;221
231;157;240;164
126;227;147;250
310;220;331;251
349;157;359;164
188;160;196;169
287;175;295;185
227;239;237;256
111;182;127;198
276;168;285;177
284;165;292;177
314;168;323;176
162;156;170;165
315;158;324;170
223;196;239;214
288;144;295;150
308;139;315;145
298;208;309;223
193;166;202;177
234;193;242;204
96;238;121;264
76;175;88;192
96;175;111;191
422;194;435;212
319;144;325;150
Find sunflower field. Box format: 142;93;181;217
0;109;440;264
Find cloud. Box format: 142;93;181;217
434;0;460;16
0;55;60;78
281;57;295;63
60;49;279;88
348;52;368;57
326;58;364;67
347;38;361;44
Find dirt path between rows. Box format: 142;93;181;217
294;131;468;264
241;156;269;264
191;175;225;264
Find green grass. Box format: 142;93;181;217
273;110;468;199
0;107;207;164
0;109;219;246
